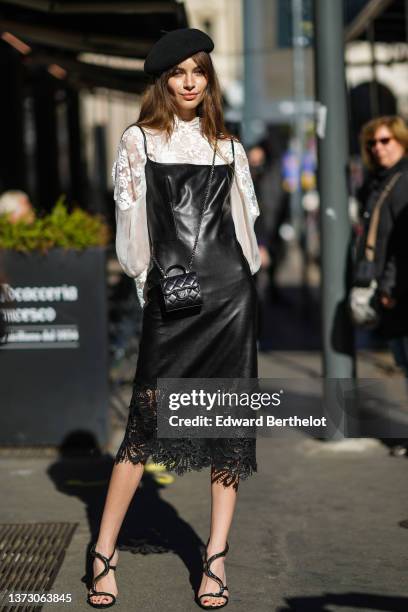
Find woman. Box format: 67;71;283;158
356;116;408;434
87;28;261;609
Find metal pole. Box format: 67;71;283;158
314;0;356;438
291;0;306;239
242;0;264;147
368;21;380;117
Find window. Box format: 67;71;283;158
277;0;313;48
202;18;214;39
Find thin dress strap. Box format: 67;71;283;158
137;125;148;156
230;137;235;162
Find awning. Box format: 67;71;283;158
345;0;407;43
0;0;188;92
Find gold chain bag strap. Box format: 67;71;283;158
349;171;402;327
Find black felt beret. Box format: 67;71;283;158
144;28;214;77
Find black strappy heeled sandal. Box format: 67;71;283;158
196;542;229;610
87;543;118;609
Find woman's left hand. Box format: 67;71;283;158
259;245;271;269
380;293;397;309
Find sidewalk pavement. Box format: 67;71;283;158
1;351;408;612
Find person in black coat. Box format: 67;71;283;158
357;116;408;454
247;141;287;301
358;116;408;357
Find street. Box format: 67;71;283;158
1;351;408;612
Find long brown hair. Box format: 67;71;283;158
134;51;234;146
360;115;408;170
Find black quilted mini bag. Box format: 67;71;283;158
150;143;217;314
159;265;202;312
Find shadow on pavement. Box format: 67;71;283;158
277;591;408;611
259;286;321;351
258;284;390;352
46;431;205;597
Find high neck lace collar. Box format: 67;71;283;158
174;115;201;131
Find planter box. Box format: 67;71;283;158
0;247;109;447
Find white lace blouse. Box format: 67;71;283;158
112;115;261;306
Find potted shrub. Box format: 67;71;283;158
0;197;111;447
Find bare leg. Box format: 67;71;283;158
197;469;238;607
89;461;144;606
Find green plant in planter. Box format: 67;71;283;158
0;196;111;252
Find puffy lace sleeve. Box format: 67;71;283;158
230;141;261;274
112;125;150;306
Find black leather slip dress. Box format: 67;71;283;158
115;124;258;492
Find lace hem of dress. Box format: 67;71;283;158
114;383;257;491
